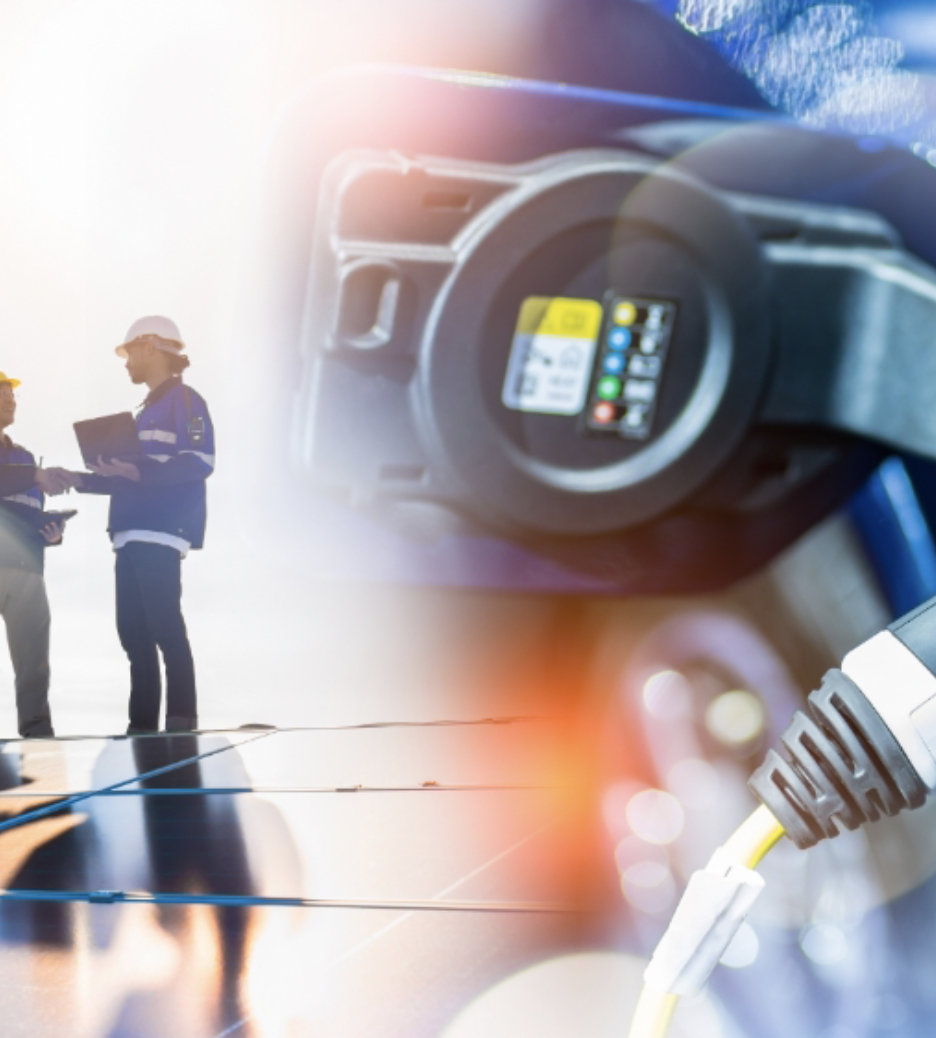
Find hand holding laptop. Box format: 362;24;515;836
87;457;141;481
68;412;143;485
32;413;143;496
74;412;141;468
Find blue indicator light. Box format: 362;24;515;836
603;354;625;374
608;328;631;351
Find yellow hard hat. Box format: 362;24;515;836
0;371;21;388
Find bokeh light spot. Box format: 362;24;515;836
704;689;766;748
620;860;677;915
799;922;850;966
625;788;685;845
641;670;693;721
719;922;760;969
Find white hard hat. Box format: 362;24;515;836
116;316;186;358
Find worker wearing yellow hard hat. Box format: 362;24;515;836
0;370;75;737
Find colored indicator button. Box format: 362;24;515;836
596;376;621;400
628;354;661;378
613;302;637;326
639;332;661;354
622;405;649;429
624;379;657;404
645;304;667;330
592;402;616;423
608;328;632;350
603;354;626;375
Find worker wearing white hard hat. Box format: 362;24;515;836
72;317;214;733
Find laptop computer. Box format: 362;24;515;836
73;412;142;467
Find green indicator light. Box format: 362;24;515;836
597;376;621;400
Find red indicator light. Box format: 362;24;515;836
593;402;615;423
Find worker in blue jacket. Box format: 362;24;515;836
75;317;214;734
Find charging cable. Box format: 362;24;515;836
628;806;784;1038
630;594;936;1038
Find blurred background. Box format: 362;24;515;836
0;3;936;1033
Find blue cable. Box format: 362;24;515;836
849;457;936;616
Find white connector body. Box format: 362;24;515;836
642;848;765;997
842;630;936;791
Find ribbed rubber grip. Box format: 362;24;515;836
749;669;926;849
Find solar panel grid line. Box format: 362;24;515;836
0;733;575;906
245;716;551;730
0;783;561;796
211;1020;247;1038
332;819;564;967
195;818;576;1038
0;730;276;836
0;718;565;797
83;721;563;794
89;783;562;795
0;887;577;913
0;715;549;751
0;727;277;742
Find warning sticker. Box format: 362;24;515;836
501;296;602;416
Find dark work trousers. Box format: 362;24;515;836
0;566;53;737
115;541;197;730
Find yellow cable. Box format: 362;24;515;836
626;805;785;1038
720;804;786;869
627;987;678;1038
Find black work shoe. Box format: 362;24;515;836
165;715;198;732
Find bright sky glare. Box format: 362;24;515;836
0;0;541;736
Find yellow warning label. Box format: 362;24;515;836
514;296;602;339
